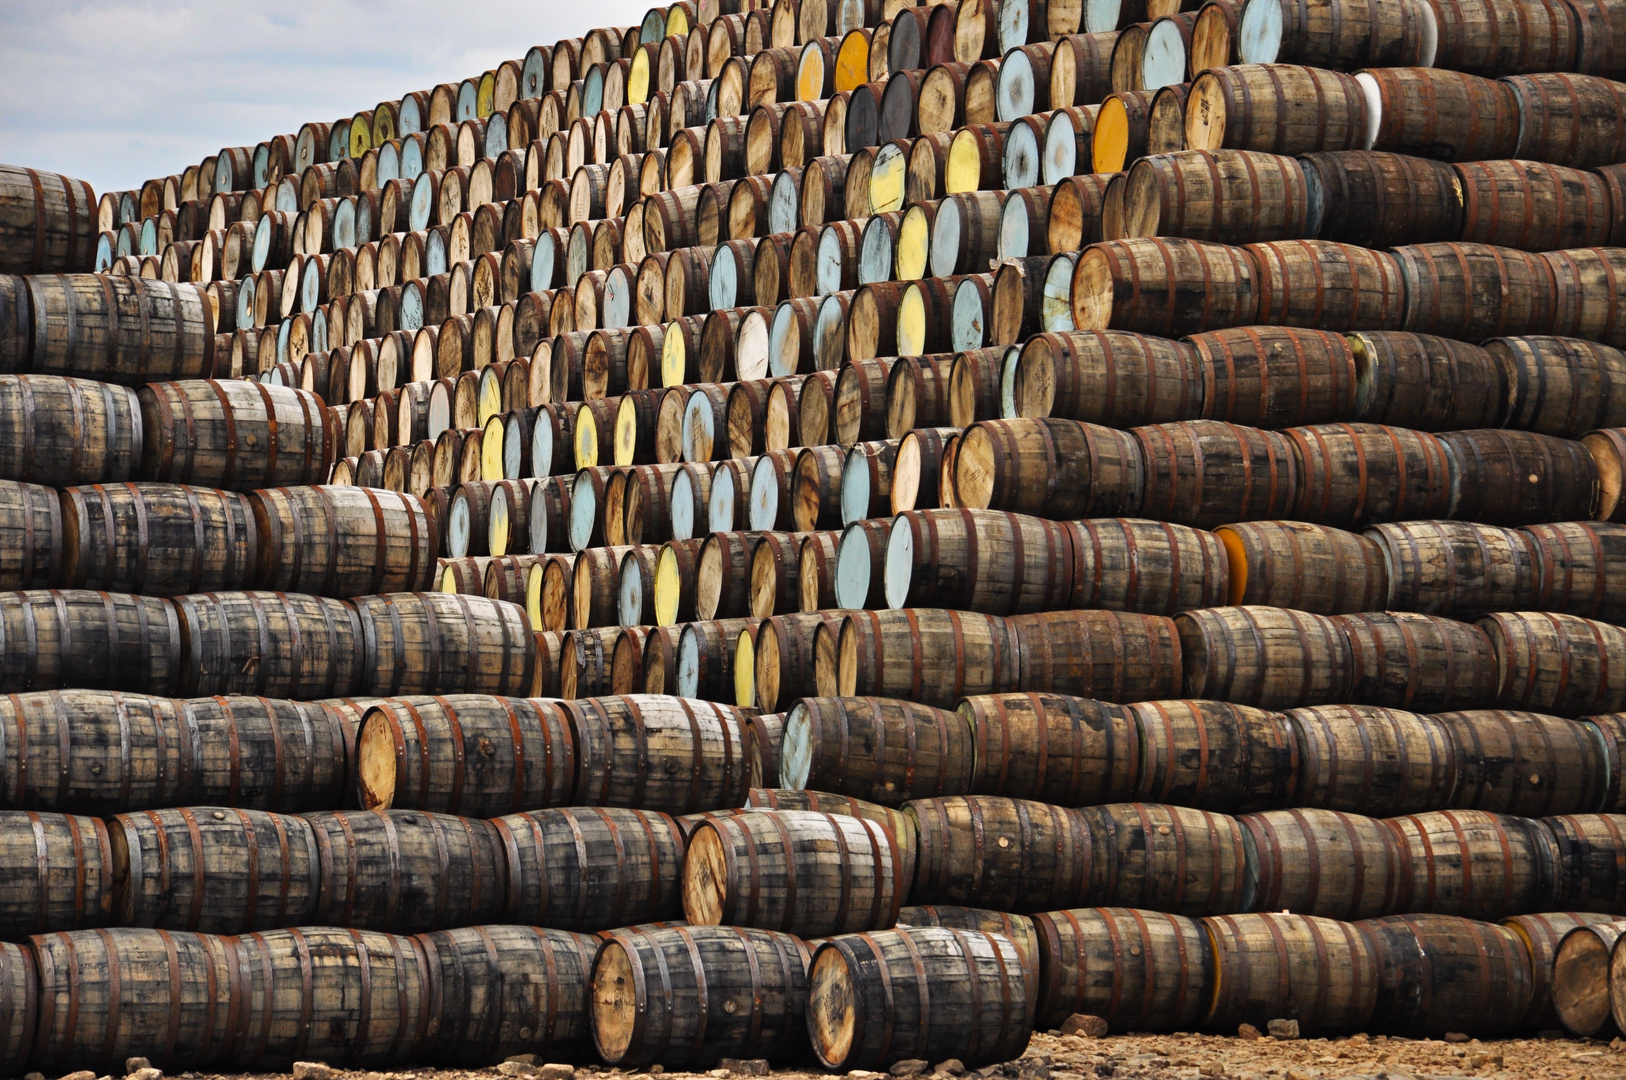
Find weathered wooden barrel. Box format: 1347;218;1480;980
1184;64;1368;155
1433;707;1609;817
1128;699;1296;813
30;927;237;1072
182;694;355;811
909;795;1091;912
0;482;60;590
1386;809;1559;919
494;806;684;930
304;808;506;932
1367;520;1538;617
1235;0;1436;68
0;373;142;488
749;610;838;711
1031;905;1208;1032
1203;911;1379;1034
1336;611;1500;713
1455;162;1612;252
1479;612;1626;717
1392;242;1558;341
1008;329;1201;426
960;692;1138;805
252;485;436;596
1507;73;1626;170
1216;520;1387;614
0;165;97;273
140;380;336;490
1286;422;1454;528
952;417;1143;519
55;482;254;596
806;926;1033;1070
1360;67;1521;162
1545;816;1626;915
1071;237;1257;336
825;608;1015;705
743;786;918;877
28;274;214;381
1188;327;1356;429
1082;801;1248;914
569;694;751;814
355;694;575;815
1008;608;1184;702
1545;247;1626;351
1443;428;1599;525
894;903;1037;976
418;925;597;1064
1488;336;1626;438
1502;911;1617;1031
1176;605;1351;709
594;924;810;1068
0;589;182;695
684;808;906;935
175;590;361;698
1124;150;1308;243
1360;914;1533;1038
780;695;974;805
1249;240;1406;332
1239;807;1404;920
226;926;433;1069
1300;151;1461;249
1554;919;1626;1036
1521;521;1626;625
352;592;534;696
883;507;1075;614
1286;704;1460;817
109;806;317;933
1348;330;1507;431
0;810;111;935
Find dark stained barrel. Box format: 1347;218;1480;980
1133;419;1298;528
352;592;535;696
495;806;686;931
1285;422;1454;528
0;941;31;1074
109;807;318;933
0;690;189;812
1335;611;1500;713
0;590;182;696
1031;906;1210;1032
60;482;258;596
780;695;975;805
1360;914;1534;1039
0;165;97;273
1239;807;1404;920
1202;912;1379;1035
569;694;752;813
1081;801;1248;915
0;481;60;589
1215;520;1388;614
28;274;215;382
961;692;1141;806
1127;699;1296;813
1479;612;1626;717
1442;428;1600;526
910;795;1092;913
1545;815;1626;916
594;925;811;1068
0;374;142;488
175;590;361;699
419;925;597;1064
183;695;355;811
1366;520;1539;617
744;788;920;888
895;905;1039;978
1286;704;1462;817
355;694;576;815
807;926;1033;1071
1385;810;1560;919
1432;710;1610;817
1348;330;1509;431
1176;605;1350;710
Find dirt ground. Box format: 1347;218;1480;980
163;1030;1626;1080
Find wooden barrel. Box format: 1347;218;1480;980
1349;330;1508;431
494;806;684;930
1360;67;1521;162
1008;329;1202;426
1336;611;1500;713
1235;0;1436;68
1032;905;1208;1032
961;692;1139;806
30;927;236;1072
1127;699;1296;813
1443;428;1599;525
1203;911;1379;1034
418;925;597;1064
0;810;110;935
909;795;1091;912
569;694;751;814
594;925;811;1068
1;590;182;696
1546;815;1626;915
829;608;1022;707
743;787;918;880
109;807;317;933
1248;240;1406;332
1392;242;1558;340
355;694;575;815
28;274;214;381
1176;605;1351;709
1360;914;1533;1038
1124;149;1309;243
56;482;253;596
1216;520;1387;614
1190;326;1354;428
894;904;1036;974
1287;422;1454;528
182;695;354;812
953;417;1143;519
780;696;973;805
1386;810;1559;919
1184;64;1367;155
304;808;506;932
252;485;437;597
1479;611;1626;717
807;926;1032;1070
0;482;60;590
685;808;906;935
226;926;433;1069
352;592;534;696
1071;237;1257;336
1456;161;1612;252
1503;911;1618;1031
1438;705;1612;816
1007;609;1183;702
175;590;360;699
0;373;142;488
1069;514;1223;611
1546;247;1626;350
1554;919;1626;1036
1287;703;1460;817
1489;336;1626;438
1367;520;1538;617
0;165;97;273
1082;801;1247;914
1301;151;1463;249
883;507;1075;614
1239;807;1404;920
141;380;335;490
1507;73;1626;171
1523;521;1626;625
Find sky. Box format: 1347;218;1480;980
0;0;651;198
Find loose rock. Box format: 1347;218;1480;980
1267;1019;1300;1040
720;1062;769;1077
1061;1016;1110;1039
292;1066;333;1080
890;1063;929;1078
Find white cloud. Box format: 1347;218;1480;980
0;0;652;197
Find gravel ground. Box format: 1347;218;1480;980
156;1030;1626;1080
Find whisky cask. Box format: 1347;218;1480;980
1215;520;1387;614
1360;914;1533;1038
27;274;214;382
961;692;1140;806
1128;699;1296;813
1202;911;1379;1034
1;590;182;696
140;380;337;491
781;695;975;805
175;591;361;699
0;810;111;935
1081;801;1248;914
352;592;535;696
569;694;752;813
495;806;685;930
1386;810;1560;919
0;374;142;488
1031;906;1208;1032
909;795;1092;912
252;486;438;596
1239;808;1404;920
